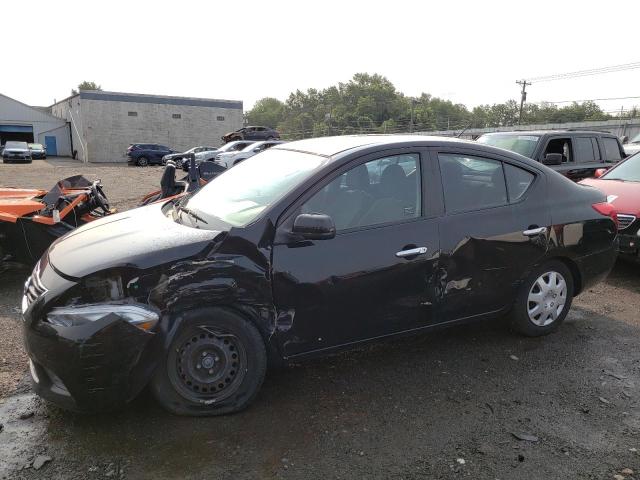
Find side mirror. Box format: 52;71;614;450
292;213;335;240
594;168;608;178
252;147;261;153
543;153;563;166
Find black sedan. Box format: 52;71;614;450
22;135;616;416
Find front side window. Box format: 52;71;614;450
544;138;572;163
439;153;507;213
602;138;622;161
302;154;421;231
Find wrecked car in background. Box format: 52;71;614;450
0;176;112;265
22;135;617;416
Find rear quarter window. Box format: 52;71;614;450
504;164;535;201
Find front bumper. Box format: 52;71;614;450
22;263;161;412
3;155;31;162
617;232;640;262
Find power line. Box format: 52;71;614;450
526;61;640;83
532;95;640;105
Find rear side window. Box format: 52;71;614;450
574;137;597;163
602;138;622;161
504;164;535;201
438;154;507;213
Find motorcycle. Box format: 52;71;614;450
0;175;112;265
139;154;226;205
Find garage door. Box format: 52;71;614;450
0;125;34;144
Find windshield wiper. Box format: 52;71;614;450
176;203;208;224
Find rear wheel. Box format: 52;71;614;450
510;260;574;336
137;156;149;167
150;308;267;416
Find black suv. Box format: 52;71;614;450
477;130;626;181
126;144;175;167
222;126;280;143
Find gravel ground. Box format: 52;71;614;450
0;159;639;479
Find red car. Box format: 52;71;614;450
581;153;640;261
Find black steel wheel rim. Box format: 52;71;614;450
168;326;247;403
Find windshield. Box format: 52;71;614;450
183;149;325;227
629;133;640;144
603;153;640;181
29;143;44;149
5;141;28;149
219;141;245;153
477;134;540;158
241;142;262;153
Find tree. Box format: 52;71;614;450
72;81;102;95
244;73;613;138
245;97;286;127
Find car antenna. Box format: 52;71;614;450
456;122;473;138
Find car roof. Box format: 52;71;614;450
480;130;618;137
273;134;480;157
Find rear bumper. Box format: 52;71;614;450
574;243;617;292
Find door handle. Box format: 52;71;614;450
522;226;547;237
395;246;428;258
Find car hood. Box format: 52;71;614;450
47;202;223;279
580;178;640;215
624;144;640;156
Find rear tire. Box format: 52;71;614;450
150;308;267;416
137;156;149;167
510;260;574;336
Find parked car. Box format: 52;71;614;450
28;143;47;159
180;141;257;171
477;130;626;181
162;146;218;165
2;141;32;163
126;144;175;167
22;135;616;416
580;152;640;262
222;126;280;143
216;140;285;168
622;132;640;156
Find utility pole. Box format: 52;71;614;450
409;98;417;133
516;79;531;125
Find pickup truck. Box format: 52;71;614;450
477;129;626;181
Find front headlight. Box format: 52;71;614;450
46;303;159;330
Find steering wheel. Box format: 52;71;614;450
90;180;110;213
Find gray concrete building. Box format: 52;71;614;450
51;90;243;163
0;93;71;156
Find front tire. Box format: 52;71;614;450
137;156;149;167
151;308;267;416
510;260;574;337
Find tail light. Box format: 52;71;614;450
592;202;618;229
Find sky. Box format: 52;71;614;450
3;0;640;115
